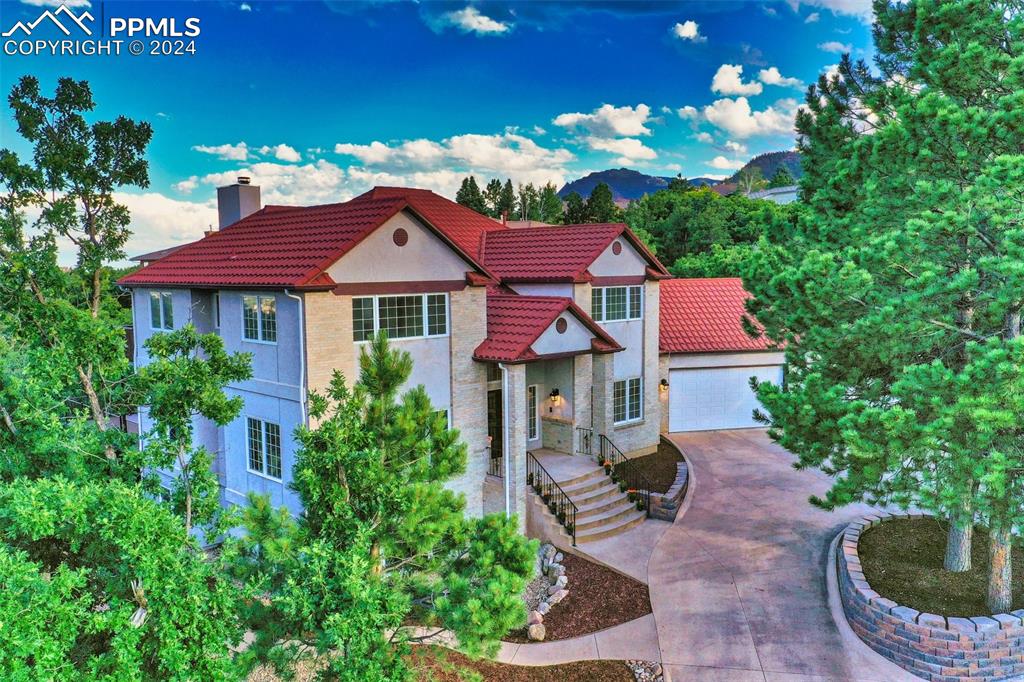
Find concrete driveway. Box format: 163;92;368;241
651;430;917;682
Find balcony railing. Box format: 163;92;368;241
487;450;503;477
575;426;593;458
598;434;652;518
527;452;578;545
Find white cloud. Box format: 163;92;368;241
553;103;653;138
792;0;872;22
677;105;700;121
118;192;217;258
532;125;546;136
701;173;729;181
708;156;746;170
663;163;683;172
585;137;657;164
443;6;510;35
239;2;251;10
194;160;349;206
711;64;763;96
192;142;249;161
723;140;748;154
258;144;302;163
703;97;799;138
671;20;706;43
818;40;852;53
693;132;714;143
805;11;820;22
758;67;804;89
174;177;198;193
762;5;778;16
823;63;842;80
21;0;91;6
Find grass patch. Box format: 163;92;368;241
408;645;634;681
858;518;1024;617
613;439;683;494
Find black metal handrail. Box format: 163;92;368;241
527;452;578;545
575;426;593;457
598;434;652;518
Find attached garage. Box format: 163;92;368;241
659;279;785;433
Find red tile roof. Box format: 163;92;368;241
480;223;668;282
475;293;621;363
659;278;776;354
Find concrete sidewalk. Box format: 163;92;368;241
652;430;918;682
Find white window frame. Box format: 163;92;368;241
591;285;643;322
613;376;644;425
527;385;539;440
149;291;174;330
213;292;221;329
352;293;450;343
246;416;283;481
242;294;278;344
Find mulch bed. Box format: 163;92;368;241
409;645;634;681
504;552;651;643
859;517;1024;616
614;440;683;494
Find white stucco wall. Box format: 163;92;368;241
531;313;594;356
665;351;786;369
589;237;647;277
509;283;574;298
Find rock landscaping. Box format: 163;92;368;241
625;660;664;682
838;512;1024;681
507;544;652;644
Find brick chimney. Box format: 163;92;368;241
216;176;261;228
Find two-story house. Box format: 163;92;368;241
120;180;673;539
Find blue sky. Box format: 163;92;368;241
0;0;872;256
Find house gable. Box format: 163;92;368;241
532;311;600;356
589;236;649;279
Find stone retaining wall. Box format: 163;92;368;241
649;438;689;522
838;512;1024;681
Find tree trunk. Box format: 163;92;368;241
987;525;1013;614
945;521;973;572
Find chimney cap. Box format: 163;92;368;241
237;176;251;185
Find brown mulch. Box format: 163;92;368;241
409;645;634;681
859;517;1024;617
504;552;651;643
614;440;683;494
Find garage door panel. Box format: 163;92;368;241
668;365;782;432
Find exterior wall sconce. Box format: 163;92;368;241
659;379;669;392
549;388;560;403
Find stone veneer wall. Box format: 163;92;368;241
541;416;573;453
649;437;688;522
838;512;1024;681
610;280;661;459
304;292;356;423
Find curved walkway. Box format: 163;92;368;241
651;430;918;682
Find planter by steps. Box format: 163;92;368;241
838;512;1024;681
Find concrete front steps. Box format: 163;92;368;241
530;452;646;544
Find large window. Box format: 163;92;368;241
591;285;642;322
242;295;277;343
149;291;174;330
247;417;282;479
352;293;448;342
527;385;538;440
613;377;643;424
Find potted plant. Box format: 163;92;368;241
556;509;566;525
603;460;612;475
527;472;534;487
627;489;637;502
564;522;574;536
636;499;646;512
542;492;551;505
618;481;627;493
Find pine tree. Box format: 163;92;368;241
227;334;535;679
497;179;516;220
585;182;621;223
743;0;1024;612
563;191;589;224
483;178;503;218
455;175;487;215
767;166;795;188
538;183;564;224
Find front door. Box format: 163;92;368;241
487;388;503;463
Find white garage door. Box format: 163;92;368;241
668;365;783;432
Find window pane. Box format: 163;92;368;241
161;292;174;329
591;288;604;321
247;417;263;472
243;296;259;340
628;378;642;420
353;297;374;342
427;294;447;336
213;293;220;328
613;380;627;423
629;286;642;319
150;292;161;328
527;386;537;440
605;287;628;321
264;422;282;479
378;295;423;339
260;296;277;342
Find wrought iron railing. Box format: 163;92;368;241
575;426;593;457
527;452;578;545
597;434;652;518
487;450;503;477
